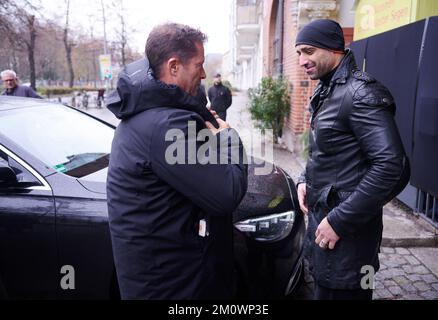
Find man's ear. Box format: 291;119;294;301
167;58;179;77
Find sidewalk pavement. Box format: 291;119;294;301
228;91;438;300
82;89;438;300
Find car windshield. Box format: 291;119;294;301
0;103;114;178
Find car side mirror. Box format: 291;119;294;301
0;164;18;186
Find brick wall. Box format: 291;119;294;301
262;0;315;144
283;0;316;136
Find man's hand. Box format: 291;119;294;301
297;183;308;214
206;110;230;135
209;109;219;118
315;217;340;250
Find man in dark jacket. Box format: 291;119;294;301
106;23;248;300
1;69;42;98
295;19;410;300
208;73;232;121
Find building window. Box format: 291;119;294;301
272;0;283;76
237;0;257;6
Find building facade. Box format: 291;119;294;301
227;0;264;90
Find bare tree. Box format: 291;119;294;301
113;0;128;67
101;0;109;54
63;0;75;87
10;10;40;90
36;20;69;84
111;0;139;67
1;0;142;87
0;1;15;35
87;14;99;87
0;1;29;34
0;0;39;88
24;13;37;90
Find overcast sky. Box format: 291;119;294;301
37;0;233;55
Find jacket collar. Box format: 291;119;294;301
330;49;358;85
309;50;358;113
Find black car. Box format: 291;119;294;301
0;96;305;299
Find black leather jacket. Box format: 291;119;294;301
299;50;410;289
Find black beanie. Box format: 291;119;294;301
295;19;345;52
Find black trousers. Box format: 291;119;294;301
314;283;373;300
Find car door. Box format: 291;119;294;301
0;145;58;299
46;172;116;299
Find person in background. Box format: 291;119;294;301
97;88;105;108
208;73;232;121
1;70;42;98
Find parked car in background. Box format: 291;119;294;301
0;96;305;299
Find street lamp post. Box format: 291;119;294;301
101;0;109;91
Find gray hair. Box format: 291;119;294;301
1;69;17;79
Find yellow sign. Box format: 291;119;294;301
99;54;112;80
354;0;413;40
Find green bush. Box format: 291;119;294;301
37;87;104;97
248;76;291;143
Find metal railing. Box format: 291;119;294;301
415;189;438;228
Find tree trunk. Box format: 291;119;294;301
118;0;127;67
121;39;126;67
92;49;97;88
27;15;37;90
11;43;19;71
120;14;126;67
63;0;74;88
63;30;74;88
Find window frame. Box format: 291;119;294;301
0;144;51;191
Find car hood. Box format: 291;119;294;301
76;161;297;222
77;168;108;194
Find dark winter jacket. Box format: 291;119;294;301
208;83;232;113
298;50;410;289
106;58;248;299
2;85;42;98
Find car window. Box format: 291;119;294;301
0;104;114;178
0;149;42;186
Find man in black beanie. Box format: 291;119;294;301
295;19;410;300
208;73;232;121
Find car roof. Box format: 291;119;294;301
0;95;117;129
0;96;57;111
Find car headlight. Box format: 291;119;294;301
234;211;295;242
